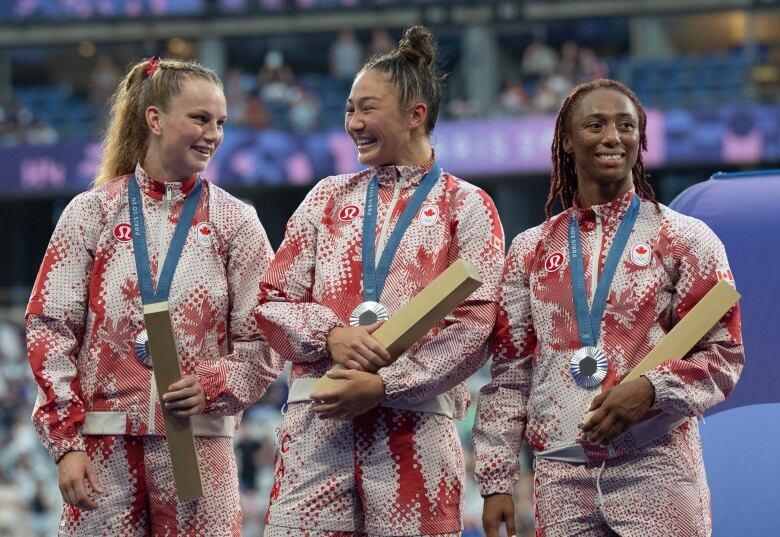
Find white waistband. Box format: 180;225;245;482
535;413;687;463
287;377;455;419
81;411;235;437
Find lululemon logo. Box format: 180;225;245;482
113;223;132;242
545;252;566;273
339;205;360;221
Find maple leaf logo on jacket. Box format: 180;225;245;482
196;222;214;246
418;204;439;226
631;242;652;266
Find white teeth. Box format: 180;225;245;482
356;138;377;146
597;154;623;160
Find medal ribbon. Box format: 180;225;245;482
568;194;640;347
129;175;203;304
361;163;441;302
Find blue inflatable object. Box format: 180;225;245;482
670;170;780;537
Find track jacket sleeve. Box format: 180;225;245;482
26;192;99;462
472;229;539;496
254;180;344;362
197;205;282;414
644;218;744;418
377;187;505;402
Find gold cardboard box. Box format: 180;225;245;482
582;279;740;427
144;301;203;501
623;279;740;382
314;259;483;392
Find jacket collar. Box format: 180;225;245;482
572;189;636;225
134;163;198;202
370;150;436;188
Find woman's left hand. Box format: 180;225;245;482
580;376;656;445
309;369;385;420
162;374;206;417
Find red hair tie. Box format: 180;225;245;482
145;56;161;77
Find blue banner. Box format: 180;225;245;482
2;105;780;194
0;0;203;19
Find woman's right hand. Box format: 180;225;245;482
57;451;104;510
326;322;392;372
483;493;516;537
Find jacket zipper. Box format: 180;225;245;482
590;212;603;345
374;175;402;266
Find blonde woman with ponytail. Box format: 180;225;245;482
27;57;279;535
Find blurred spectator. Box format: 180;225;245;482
0;318;60;535
521;41;558;81
26;120;59;145
533;78;560;112
236;427;262;492
368;28;394;58
329;29;363;80
546;72;574;102
88;54;121;107
558;40;580;81
258;50;296;105
498;78;531;115
244;90;273;129
577;47;609;82
288;86;320;132
224;68;250;122
0;99;57;147
447;96;481;119
0;25;763;150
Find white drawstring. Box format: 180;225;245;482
595;461;607;507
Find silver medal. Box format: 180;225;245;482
134;329;153;367
349;301;389;327
569;346;608;388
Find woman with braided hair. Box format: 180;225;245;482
27;57;279;535
256;25;504;536
473;79;743;536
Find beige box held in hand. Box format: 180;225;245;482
313;258;483;392
143;301;204;501
582;279;741;427
620;279;740;383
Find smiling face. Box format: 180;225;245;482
563;88;640;193
146;76;227;181
345;69;423;166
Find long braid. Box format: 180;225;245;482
545;78;657;218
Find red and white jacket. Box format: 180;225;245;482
27;165;279;463
473;191;744;495
255;162;505;418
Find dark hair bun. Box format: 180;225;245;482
397;25;437;68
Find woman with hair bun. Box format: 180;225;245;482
256;26;505;535
27;57;279;535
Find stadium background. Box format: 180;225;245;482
0;1;778;535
